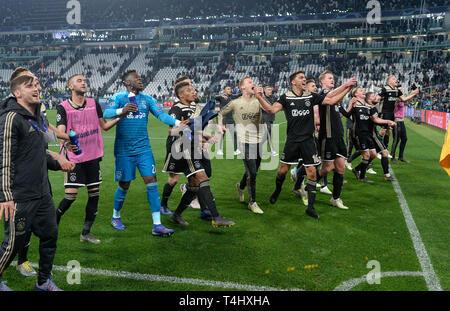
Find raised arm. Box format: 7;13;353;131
254;86;283;114
400;88;419;102
322;78;357;105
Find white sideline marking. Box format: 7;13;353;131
23;261;304;291
333;271;424;291
389;168;443;291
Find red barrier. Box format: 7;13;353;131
425;110;448;130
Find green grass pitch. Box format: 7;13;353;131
1;110;448;291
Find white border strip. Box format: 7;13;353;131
24;262;304;291
333;271;424;291
389;168;443;291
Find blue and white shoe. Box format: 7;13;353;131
34;278;63;291
200;209;212;220
152;224;174;237
0;281;12;291
111;217;126;230
160;206;173;215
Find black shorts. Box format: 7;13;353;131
352;134;374;152
280;137;321;167
380;112;395;129
370;131;387;153
162;150;208;178
319;136;347;161
64;158;102;188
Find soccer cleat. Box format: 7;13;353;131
80;233;101;244
0;281;12;291
212;216;235;228
236;183;245;202
160;206;173;215
384;175;396;182
376;153;382;160
359;177;374;183
320;186;332;195
290;168;297;182
16;261;37;277
170;213;189;226
305;207;320;219
330;198;349;210
399;158;409;163
292;187;308;206
345;161;352;170
111;217;126;230
388;154;393;159
248;202;264;214
391;158;399;164
217;149;224;156
352;168;360;180
234;149;241;156
189;197;201;209
269;189;281;204
34;278;63;291
271;151;279;157
152;224;174;237
367;168;377;175
200;209;212;220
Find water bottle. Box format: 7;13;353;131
128;92;140;116
69;130;82;155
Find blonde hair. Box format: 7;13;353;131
239;76;251;89
350;86;362;98
319;70;333;83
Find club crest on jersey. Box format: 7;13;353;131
305;100;311;107
69;173;77;182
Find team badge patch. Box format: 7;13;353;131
69;173;77;182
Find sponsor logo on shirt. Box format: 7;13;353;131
291;109;310;117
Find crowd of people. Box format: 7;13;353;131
1;0;448;29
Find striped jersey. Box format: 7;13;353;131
103;91;177;156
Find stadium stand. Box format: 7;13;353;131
0;2;448;112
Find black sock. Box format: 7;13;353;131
294;173;305;190
56;194;76;225
305;180;317;210
197;181;220;217
275;173;286;192
174;187;197;216
195;194;207;212
348;151;361;163
239;173;247;190
383;135;389;148
322;175;328;187
381;156;390;175
161;182;175;207
82;192;99;236
359;159;369;179
315;166;322;183
332;173;344;200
